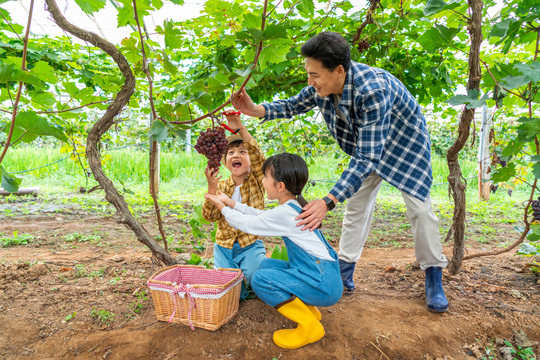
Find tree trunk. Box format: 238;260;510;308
447;0;483;275
44;0;176;266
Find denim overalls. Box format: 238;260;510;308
251;203;343;307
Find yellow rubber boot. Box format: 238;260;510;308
306;305;322;321
273;297;325;349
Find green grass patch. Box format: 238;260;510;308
0;231;35;247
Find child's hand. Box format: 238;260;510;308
204;191;232;210
224;112;243;133
204;166;222;193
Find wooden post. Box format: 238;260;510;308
149;140;160;195
478;105;492;201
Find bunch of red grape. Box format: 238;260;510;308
532;197;540;221
357;39;370;53
194;127;228;170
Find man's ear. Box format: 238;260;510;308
336;64;345;76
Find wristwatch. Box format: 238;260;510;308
322;196;335;211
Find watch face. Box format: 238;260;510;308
324;197;334;210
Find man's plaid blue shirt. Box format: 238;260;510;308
261;61;433;203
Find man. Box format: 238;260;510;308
232;31;449;312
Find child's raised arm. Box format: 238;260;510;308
204;166;222;195
224;111;252;143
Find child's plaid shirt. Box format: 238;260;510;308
202;138;266;249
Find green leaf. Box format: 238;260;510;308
246;27;264;43
488;19;513;38
297;0;315;17
259;40;291;69
74;0;106;14
11;111;68;144
0;63;14;83
0;166;22;193
515;61;540;83
263;25;288;40
501;140;523;157
423;0;461;16
516;117;540;142
490;162;516;183
445;90;488;109
526;232;540;241
192;91;214;110
228;66;251;81
62;81;80;98
164;20;183;49
417;25;459;52
517;243;539;255
533;163;540;180
160;51;178;75
172;93;189;105
30;91;57;107
502;75;531;89
149;120;169;142
446;94;470;106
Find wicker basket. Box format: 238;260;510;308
147;265;244;331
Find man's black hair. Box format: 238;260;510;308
300;31;351;72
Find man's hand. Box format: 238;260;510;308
204;166;222;194
295;199;329;231
232;88;265;118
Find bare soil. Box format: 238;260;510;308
0;194;538;360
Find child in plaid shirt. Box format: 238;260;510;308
202;110;266;299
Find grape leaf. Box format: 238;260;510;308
0;166;21;193
490;162;516;183
517;117;540;142
517;243;539;255
149;120;169;142
423;0;461;16
30;91;57;107
532;163;540;180
418;25;459;52
297;0;315;17
0;63;14;83
10;111;68;144
74;0;106;14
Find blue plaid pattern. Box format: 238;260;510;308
261;61;433;202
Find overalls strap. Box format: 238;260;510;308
286;202;337;259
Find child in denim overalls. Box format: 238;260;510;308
204;153;342;349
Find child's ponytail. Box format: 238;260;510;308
297;194;308;207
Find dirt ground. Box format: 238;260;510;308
0;194;539;360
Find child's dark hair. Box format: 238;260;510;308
300;31;351;72
262;153;309;207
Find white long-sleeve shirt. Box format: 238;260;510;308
221;199;335;261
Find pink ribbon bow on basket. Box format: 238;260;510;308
169;283;196;330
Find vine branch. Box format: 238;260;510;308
0;0;34;166
352;0;381;44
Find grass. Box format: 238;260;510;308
0;145;530;225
